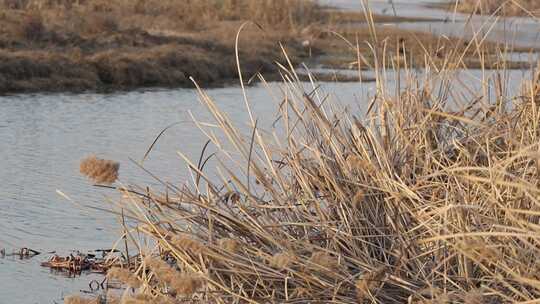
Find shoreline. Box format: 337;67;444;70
434;0;540;16
1;1;538;95
0;10;437;94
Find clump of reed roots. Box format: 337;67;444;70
80;39;540;304
80;155;119;185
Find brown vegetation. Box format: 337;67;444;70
453;0;540;16
0;0;322;93
76;42;540;302
1;0;530;93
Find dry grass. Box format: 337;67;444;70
0;0;322;92
75;28;540;303
1;0;321;32
454;0;540;16
80;155;119;185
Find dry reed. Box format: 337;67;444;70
75;11;540;304
80;155;119;185
84;71;540;302
455;0;540;15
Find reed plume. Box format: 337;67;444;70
268;252;296;269
144;257;205;296
217;238;241;253
80;155;119;185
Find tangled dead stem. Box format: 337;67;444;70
67;2;540;303
73;50;540;302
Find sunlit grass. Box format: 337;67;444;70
71;2;540;303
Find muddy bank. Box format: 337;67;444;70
0;0;536;94
0;28;298;93
0;0;322;93
2;24;528;94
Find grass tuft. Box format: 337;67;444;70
74;3;540;302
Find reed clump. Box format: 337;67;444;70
78;29;540;304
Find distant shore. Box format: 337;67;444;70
0;0;535;94
0;0;319;93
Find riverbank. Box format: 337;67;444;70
0;0;319;93
1;0;535;94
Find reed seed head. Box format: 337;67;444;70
107;267;141;288
345;154;362;169
171;234;204;255
309;251;337;269
355;267;385;301
169;274;205;296
80;155;119;185
218;238;241;253
352;189;365;207
464;289;484;304
144;256;171;277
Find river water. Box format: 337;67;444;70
1;1;539;303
